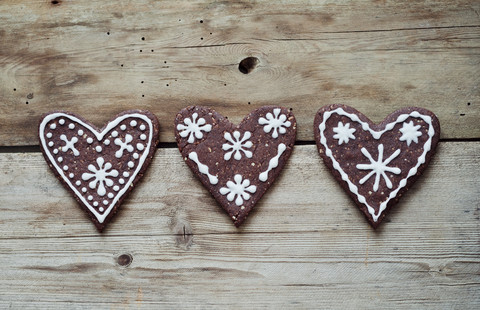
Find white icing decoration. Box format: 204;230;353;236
114;134;134;158
63;165;68;171
78;129;84;136
333;122;356;145
104;139;110;145
50;123;56;129
140;124;146;131
319;107;435;222
111;131;118;137
39;112;155;223
188;152;218;185
68;173;74;178
103;200;108;205
133;153;139;159
58;157;63;162
128;161;134;168
399;120;422;146
123;172;129;178
130;120;137;127
60;134;79;156
113;185;120;191
120;124;126;130
86;137;93;144
99;206;104;211
177;112;212;143
108;193;114;198
81;157;119;196
48;141;54;147
87;195;93;201
59;119;65;125
258;108;291;138
356;144;401;192
119;178;125;184
93;202;99;207
222;131;253;161
219;174;257;206
259;143;287;182
46;133;52;138
95;146;102;152
82;187;87;193
68;123;75;129
75;180;81;186
136;143;144;151
140;134;146;140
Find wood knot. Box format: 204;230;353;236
117;253;133;267
51;0;61;5
239;57;259;74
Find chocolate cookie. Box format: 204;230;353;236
39;110;159;231
175;106;296;227
314;104;440;228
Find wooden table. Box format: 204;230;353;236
1;1;479;308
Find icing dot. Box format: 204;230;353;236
103;200;108;205
99;207;104;212
113;185;120;191
119;178;125;184
120;124;126;131
46;132;52;138
59;119;65;125
76;180;81;186
133;153;139;159
139;124;146;131
136;143;144;151
50;123;56;129
63;165;68;171
130;120;137;127
87;195;93;200
69;173;74;178
104;139;110;145
95;146;102;152
140;134;146;140
111;131;118;137
93;201;99;207
128;161;134;168
78;129;84;135
68;123;75;129
123;172;130;178
53;149;59;154
107;193;114;198
82;187;87;193
48;141;54;147
87;137;93;144
58;157;64;163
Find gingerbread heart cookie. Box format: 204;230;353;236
175;106;296;227
314;104;440;228
39;110;159;231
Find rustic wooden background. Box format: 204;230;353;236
1;0;479;308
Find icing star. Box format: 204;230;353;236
399;121;422;146
332;122;356;145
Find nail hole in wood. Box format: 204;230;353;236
142;95;144;97
13;88;16;91
140;50;142;52
51;0;60;5
248;102;251;105
107;32;110;35
200;20;203;23
166;84;169;87
25;101;29;105
141;37;145;41
117;253;132;267
239;57;259;74
467;102;471;106
141;81;144;84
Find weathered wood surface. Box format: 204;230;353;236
0;143;479;308
0;0;479;145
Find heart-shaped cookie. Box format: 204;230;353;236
175;106;296;227
314;104;440;228
39;110;159;231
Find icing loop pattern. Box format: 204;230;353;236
333;122;356;145
258;108;291;138
356;144;401;191
82;157;119;196
219;174;257;206
222;131;253;160
177;112;212;143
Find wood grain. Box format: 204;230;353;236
0;0;479;145
0;143;479;308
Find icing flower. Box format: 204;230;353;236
399;121;422;146
332;122;356;145
81;157;119;196
258;108;291;138
177;113;212;144
219;174;257;206
222;131;253;160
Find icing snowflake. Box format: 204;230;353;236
222;131;253;160
177;112;212;143
114;134;134;158
258;108;291;138
399;121;422;146
81;157;119;196
333;122;356;145
60;134;79;156
219;174;257;206
356;144;401;192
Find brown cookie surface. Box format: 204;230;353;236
314;104;440;228
39;110;159;231
175;106;296;227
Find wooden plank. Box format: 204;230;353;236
1;0;479;145
0;143;478;308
